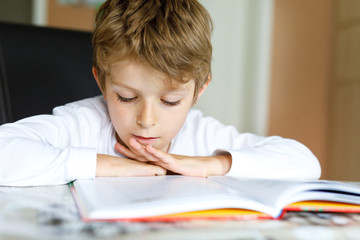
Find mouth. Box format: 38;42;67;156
132;135;159;145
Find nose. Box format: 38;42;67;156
137;102;157;128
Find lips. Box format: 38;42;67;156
132;135;159;145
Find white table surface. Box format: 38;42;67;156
1;184;360;240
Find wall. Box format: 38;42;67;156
268;0;333;178
196;0;254;131
269;0;360;181
197;0;273;134
327;0;360;181
47;0;95;31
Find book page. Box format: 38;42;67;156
73;176;360;220
209;177;360;209
74;176;278;219
209;176;301;208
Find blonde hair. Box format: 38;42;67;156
92;0;213;99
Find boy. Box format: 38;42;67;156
0;0;320;186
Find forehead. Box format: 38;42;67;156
108;60;194;92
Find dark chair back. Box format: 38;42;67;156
0;22;100;124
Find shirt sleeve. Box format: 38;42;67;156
183;110;321;180
0;103;99;186
215;134;321;180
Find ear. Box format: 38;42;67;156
92;66;107;100
196;75;211;101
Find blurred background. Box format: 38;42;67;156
0;0;359;181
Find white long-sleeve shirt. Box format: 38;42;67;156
0;96;321;186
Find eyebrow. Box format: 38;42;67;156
162;85;190;93
111;82;138;92
111;82;190;94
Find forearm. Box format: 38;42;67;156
0;137;96;186
207;153;232;176
96;153;166;177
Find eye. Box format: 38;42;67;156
161;99;181;106
117;94;137;103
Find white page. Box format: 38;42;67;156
209;177;360;209
74;176;279;219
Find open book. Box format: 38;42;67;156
70;176;360;222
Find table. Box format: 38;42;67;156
1;184;360;240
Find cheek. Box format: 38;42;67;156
161;106;191;136
107;102;132;131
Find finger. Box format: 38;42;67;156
115;143;138;159
128;138;158;162
128;138;144;151
114;142;123;152
145;145;171;164
115;142;151;162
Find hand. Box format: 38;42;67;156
96;154;167;177
115;138;232;177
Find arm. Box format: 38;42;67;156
96;153;166;177
115;140;231;177
117;110;321;179
222;134;321;179
0;101;167;186
193;111;321;180
0;97;106;186
116;135;321;179
0;115;97;186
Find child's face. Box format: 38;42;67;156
102;60;196;152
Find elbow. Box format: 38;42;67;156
301;151;322;180
311;156;322;179
305;158;322;180
290;139;322;180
